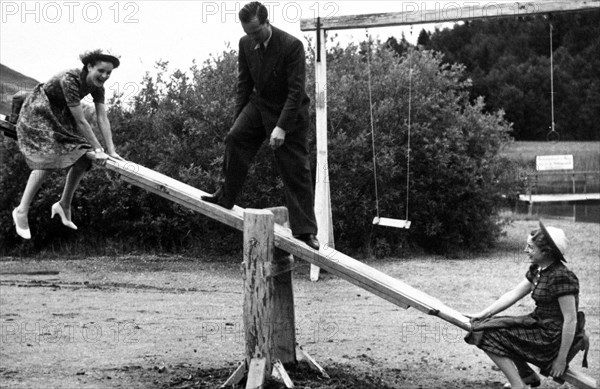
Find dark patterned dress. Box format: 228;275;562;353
470;261;579;370
16;68;105;170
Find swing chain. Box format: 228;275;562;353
547;18;559;142
405;26;414;223
366;29;381;219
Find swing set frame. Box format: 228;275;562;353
300;3;599;388
300;0;599;272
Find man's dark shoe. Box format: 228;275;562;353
201;189;234;210
295;234;319;250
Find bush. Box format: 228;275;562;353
313;41;514;255
1;40;515;257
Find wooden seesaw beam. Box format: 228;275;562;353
96;156;595;389
103;158;467;323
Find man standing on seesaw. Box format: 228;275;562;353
202;1;319;250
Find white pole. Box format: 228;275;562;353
312;24;333;282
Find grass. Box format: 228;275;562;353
0;220;598;389
501;141;600;194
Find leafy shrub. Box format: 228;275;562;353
1;41;515;257
313;42;514;255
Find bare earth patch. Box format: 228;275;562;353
1;220;598;388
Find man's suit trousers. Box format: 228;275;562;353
222;101;318;235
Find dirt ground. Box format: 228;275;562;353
1;220;598;389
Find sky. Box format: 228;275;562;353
0;1;461;102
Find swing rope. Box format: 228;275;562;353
366;29;413;228
366;30;381;220
547;19;559;142
405;45;413;224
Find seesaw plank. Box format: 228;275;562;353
105;158;465;323
103;157;596;389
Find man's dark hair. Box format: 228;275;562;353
239;2;268;24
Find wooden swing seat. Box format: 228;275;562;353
372;216;411;229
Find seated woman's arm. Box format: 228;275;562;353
549;294;577;377
471;278;532;319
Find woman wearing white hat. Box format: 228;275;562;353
11;49;124;239
465;221;588;389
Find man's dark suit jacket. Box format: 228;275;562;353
235;25;310;134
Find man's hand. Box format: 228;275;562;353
269;126;286;149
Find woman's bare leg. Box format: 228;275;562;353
485;351;527;389
59;157;90;220
14;169;50;229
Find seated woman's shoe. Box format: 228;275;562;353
51;202;77;230
12;208;31;239
502;373;541;388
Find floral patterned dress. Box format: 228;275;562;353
469;261;579;371
16;68;105;170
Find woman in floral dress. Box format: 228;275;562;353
466;221;588;389
12;49;124;239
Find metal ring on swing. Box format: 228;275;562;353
546;19;560;144
546;126;560;142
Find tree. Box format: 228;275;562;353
417;29;431;47
421;11;600;140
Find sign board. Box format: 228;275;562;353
536;155;573;171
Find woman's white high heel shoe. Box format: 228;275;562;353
12;208;31;239
503;373;541;388
51;202;78;230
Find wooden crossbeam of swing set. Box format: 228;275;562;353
300;1;600;31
